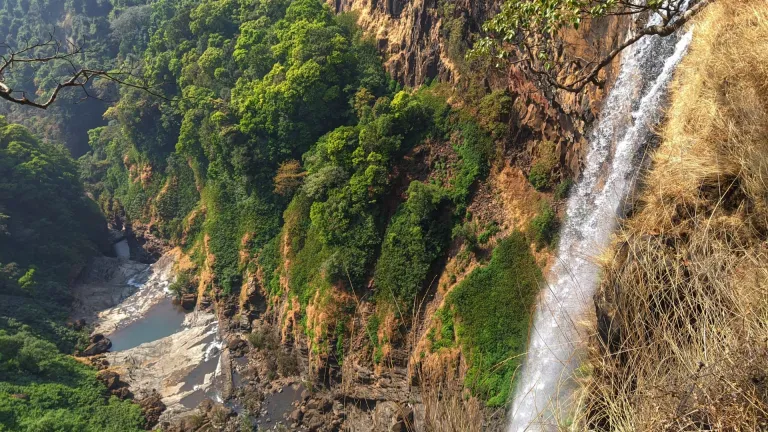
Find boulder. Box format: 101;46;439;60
96;370;121;390
302;409;324;431
138;391;166;429
82;337;112;356
90;333;106;344
112;387;133;400
226;336;246;351
289;408;304;423
180;293;197;310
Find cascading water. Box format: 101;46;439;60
507;13;694;432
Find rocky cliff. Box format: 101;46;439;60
210;3;638;430
329;0;629;177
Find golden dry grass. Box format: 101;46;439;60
582;1;768;429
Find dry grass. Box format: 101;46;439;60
422;380;484;432
583;1;768;429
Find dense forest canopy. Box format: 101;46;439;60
79;0;534;406
0;0;155;155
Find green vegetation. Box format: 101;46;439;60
0;118;144;431
553;178;574;201
375;182;450;307
529;202;559;249
0;0;125;156
447;232;542;406
527;140;557;191
428;307;456;351
470;0;695;92
59;0;536;411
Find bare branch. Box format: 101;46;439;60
0;34;171;109
543;0;711;92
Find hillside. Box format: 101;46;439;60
587;0;768;429
0;118;145;431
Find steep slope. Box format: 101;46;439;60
71;0;643;430
587;0;768;429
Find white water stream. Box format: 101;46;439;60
507;15;693;432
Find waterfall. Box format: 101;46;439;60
507;15;694;432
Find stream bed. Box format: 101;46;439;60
71;250;228;420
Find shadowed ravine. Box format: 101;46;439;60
507;15;694;432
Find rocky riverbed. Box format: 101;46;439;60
71;250;229;422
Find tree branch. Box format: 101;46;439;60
538;0;711;92
0;35;171;109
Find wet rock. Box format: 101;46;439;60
90;333;106;344
180;293;197;310
82;337;112;356
104;311;219;419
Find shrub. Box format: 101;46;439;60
276;349;300;377
528;140;558;191
374;182;450;307
168;271;195;297
529;202;559;249
477;222;500;245
478;90;514;138
553;178;574;201
528;162;553;191
248;327;277;350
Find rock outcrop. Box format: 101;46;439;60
81;334;112;356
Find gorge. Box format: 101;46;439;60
1;0;767;431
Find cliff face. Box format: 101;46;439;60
227;2;633;430
330;0;497;86
112;3;638;430
329;0;628;178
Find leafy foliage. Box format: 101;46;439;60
375;182;450;306
0;0;124;155
447;232;542;406
529;201;559;249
